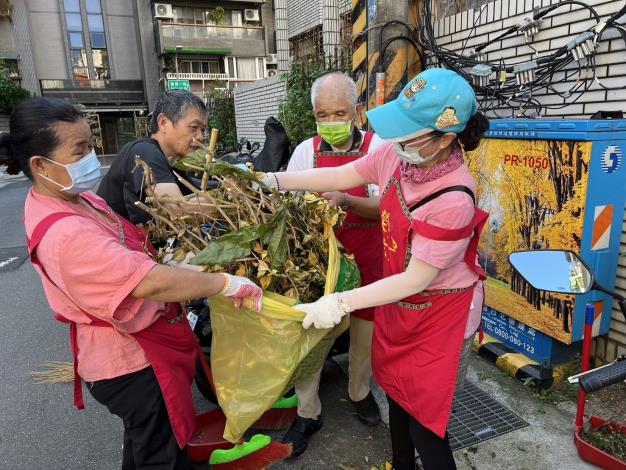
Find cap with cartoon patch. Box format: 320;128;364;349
365;68;479;142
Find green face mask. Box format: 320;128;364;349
316;121;353;146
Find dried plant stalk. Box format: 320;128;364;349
136;157;346;303
30;361;74;384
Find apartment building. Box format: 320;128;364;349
0;0;276;154
146;1;276;95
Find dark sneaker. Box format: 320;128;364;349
281;415;323;457
350;392;381;426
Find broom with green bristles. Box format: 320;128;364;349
31;356;293;468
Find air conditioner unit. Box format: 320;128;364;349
154;3;174;19
267;69;277;77
244;9;260;22
266;53;277;65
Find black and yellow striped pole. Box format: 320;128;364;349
353;0;422;127
352;0;369;128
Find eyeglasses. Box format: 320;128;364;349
398;131;445;151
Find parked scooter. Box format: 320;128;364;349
509;250;626;469
219;137;261;166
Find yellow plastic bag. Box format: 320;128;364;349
209;223;357;442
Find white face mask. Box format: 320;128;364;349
393;136;441;165
39;149;101;194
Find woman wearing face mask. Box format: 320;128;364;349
1;97;263;470
262;68;490;470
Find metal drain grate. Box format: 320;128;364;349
0;247;28;274
416;381;528;468
449;381;528;451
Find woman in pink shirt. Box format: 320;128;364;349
0;97;263;470
263;68;490;470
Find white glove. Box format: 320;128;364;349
220;274;263;312
259;172;280;190
295;293;352;329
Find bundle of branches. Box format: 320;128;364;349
136;157;346;303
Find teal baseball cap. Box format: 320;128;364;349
366;68;479;142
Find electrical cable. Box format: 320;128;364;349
414;0;625;115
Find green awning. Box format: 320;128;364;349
164;47;231;55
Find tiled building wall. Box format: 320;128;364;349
432;0;626;117
233;74;286;147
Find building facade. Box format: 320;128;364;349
2;0;150;155
0;0;276;154
143;0;276;101
234;0;352;148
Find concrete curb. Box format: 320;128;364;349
474;334;554;387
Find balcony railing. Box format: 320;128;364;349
161;23;263;42
166;72;229;81
40;79;145;105
159;23;266;57
40;79;144;91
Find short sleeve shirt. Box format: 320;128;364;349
354;141;480;290
24;189;165;381
97;138;177;225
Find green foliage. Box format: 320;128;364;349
174;148;206;172
0;61;30;113
191;205;288;269
582;422;626;461
206;6;225;24
205;85;237;154
277;60;327;150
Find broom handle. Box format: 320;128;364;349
201;128;219;191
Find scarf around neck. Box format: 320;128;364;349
400;144;464;184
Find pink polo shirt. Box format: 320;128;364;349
354;142;482;338
24;189;164;382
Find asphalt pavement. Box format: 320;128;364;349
0;179;123;470
0;175;606;470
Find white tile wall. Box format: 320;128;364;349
233;75;287;148
287;0;323;38
433;0;626;120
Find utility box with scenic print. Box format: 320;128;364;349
466;119;626;366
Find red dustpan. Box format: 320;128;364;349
188;409;232;462
187;346;293;468
572;305;626;470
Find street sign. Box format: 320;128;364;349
167;79;191;91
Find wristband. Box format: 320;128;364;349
340;193;350;211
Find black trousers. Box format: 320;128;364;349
387;395;456;470
88;367;193;470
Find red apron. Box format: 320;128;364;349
373;166;488;438
26;192;197;449
314;132;384;320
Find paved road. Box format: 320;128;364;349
0;177;600;470
0;180;123;470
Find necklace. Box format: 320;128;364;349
78;196;130;250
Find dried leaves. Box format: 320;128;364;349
138;158;345;303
